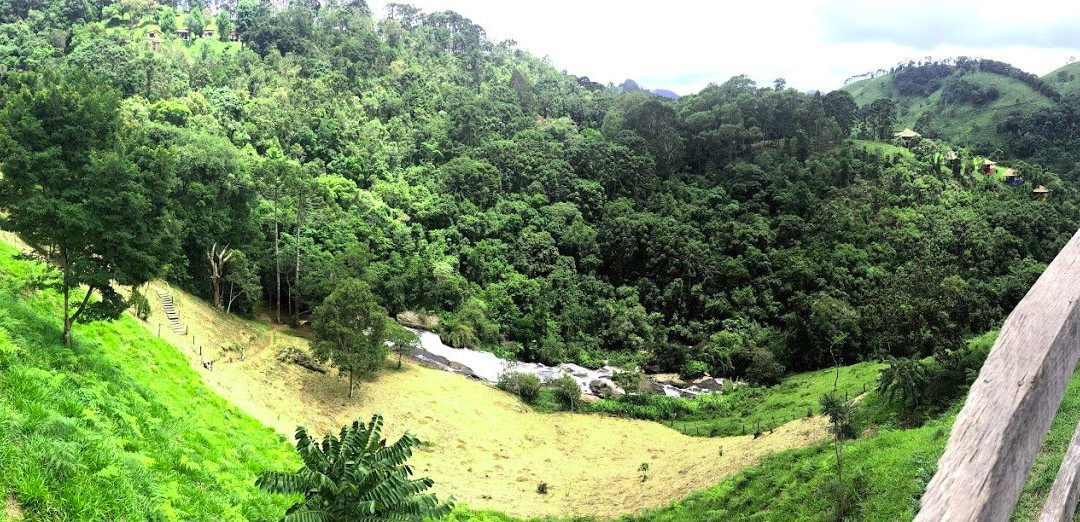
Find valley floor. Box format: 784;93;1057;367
138;278;831;519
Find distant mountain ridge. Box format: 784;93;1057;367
618;79;681;99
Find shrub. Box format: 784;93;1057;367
611;369;643;391
257;414;453;520
680;360;709;381
128;289;151;320
536;482;548;495
551;375;581;411
497;372;542;404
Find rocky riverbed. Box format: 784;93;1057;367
405;328;727;398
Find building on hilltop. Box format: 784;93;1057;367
203;29;215;39
893;128;920;148
229;31;239;42
981;159;997;174
177;28;190;40
1033;185;1051;198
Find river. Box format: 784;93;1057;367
405;328;725;398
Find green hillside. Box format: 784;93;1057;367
844;65;1056;150
1043;61;1080;97
0;240;298;520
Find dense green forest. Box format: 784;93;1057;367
0;0;1077;386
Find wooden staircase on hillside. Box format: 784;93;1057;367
157;290;186;335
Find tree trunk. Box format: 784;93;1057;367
274;185;281;324
293;190;304;326
349;370;355;399
62;278;71;346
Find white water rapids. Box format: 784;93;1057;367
405;329;724;397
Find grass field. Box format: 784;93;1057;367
666;362;884;437
0;240;298;520
133;272;836;519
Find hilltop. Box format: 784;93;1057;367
1043;61;1080;97
843;59;1059;150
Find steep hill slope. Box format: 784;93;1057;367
0;240;297;520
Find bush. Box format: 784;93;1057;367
551;375;581;411
611;369;643;391
680;360;709;381
496;371;542;404
746;347;785;386
128;289;151;320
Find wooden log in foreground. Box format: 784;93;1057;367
1040;419;1080;521
917;228;1080;521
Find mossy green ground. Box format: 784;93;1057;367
0;241;298;520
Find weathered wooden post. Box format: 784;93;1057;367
917;228;1080;521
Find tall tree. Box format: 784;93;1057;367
215;9;232;41
187;6;206;37
0;70;172;344
311;278;388;398
158;6;176;35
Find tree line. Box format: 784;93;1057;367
0;0;1076;384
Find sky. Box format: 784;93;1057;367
368;0;1080;95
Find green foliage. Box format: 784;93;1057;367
496;371;542;404
594;363;882;437
551;375;581;411
0;0;1076;413
0;70;172;344
678;360;708;381
0;241;296;520
158;6;176;34
215;10;232;41
310;278;389;398
128;287;151;320
387;324;419;369
258;414;453;521
877;356;929;414
187;6;206;37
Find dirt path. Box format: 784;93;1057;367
136;281;830;519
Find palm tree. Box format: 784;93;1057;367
257;414;453;521
877;356;929;413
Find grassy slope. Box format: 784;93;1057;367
1043;62;1080;97
844;71;1055;148
667;362;883;437
130;269;848;520
0;241;298;521
459;365;1080;522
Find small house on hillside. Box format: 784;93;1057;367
147;30;159;39
229;31;239;42
1002;168;1022;186
147;31;160;50
177;28;190;40
945;151;959;162
1033;185;1051;198
203;29;215;38
981;159;997;174
893;128;921;148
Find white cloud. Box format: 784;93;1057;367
368;0;1080;94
